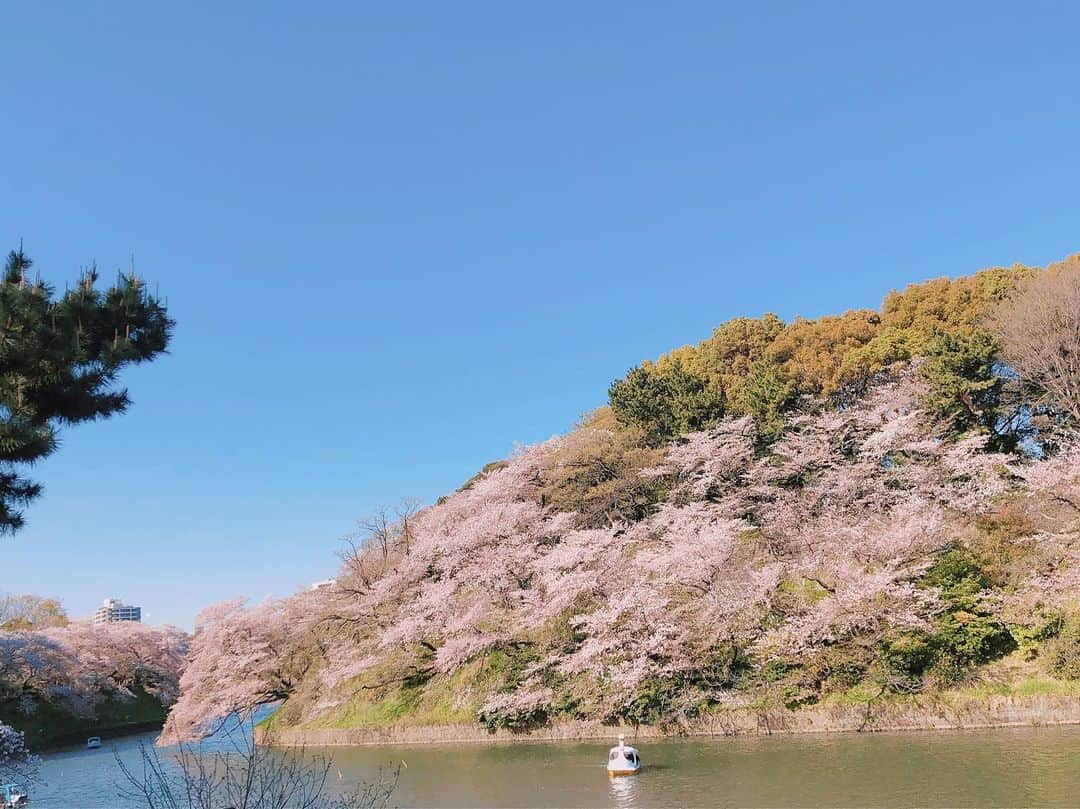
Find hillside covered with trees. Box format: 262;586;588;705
165;252;1080;742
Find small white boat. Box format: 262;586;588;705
606;734;641;776
86;736;102;750
1;783;28;808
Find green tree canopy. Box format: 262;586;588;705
608;359;724;445
607;262;1035;446
0;248;173;531
918;327;1003;441
729;356;797;443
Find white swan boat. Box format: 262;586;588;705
607;734;641;776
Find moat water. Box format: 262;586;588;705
32;724;1080;807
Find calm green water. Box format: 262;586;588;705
34;725;1080;807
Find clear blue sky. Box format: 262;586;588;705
2;2;1079;629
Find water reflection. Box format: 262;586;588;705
607;773;639;808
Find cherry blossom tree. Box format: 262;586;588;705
0;721;37;783
160;598;316;745
0;621;188;721
165;368;1079;739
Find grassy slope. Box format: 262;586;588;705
261;655;510;734
823;655;1080;709
266;652;1080;735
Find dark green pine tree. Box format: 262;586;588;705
0;247;173;531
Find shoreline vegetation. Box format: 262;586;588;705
255;651;1080;747
258;688;1080;748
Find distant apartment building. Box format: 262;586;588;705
94;598;142;624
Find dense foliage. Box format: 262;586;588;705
165;252;1080;742
0;248;172;531
607;263;1034;445
0;720;36;783
0;621;189;747
0;594;68;631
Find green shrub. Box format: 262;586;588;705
923;549;1017;672
729;357;797;444
1045;616;1080;680
919;327;1004;442
611;675;679;726
608;360;725;445
609;645;750;726
920;548;991;608
1010;610;1064;660
478;702;550;733
759;658;791;682
878;631;937;691
932;610;1016;674
877;549;1016;690
920;548;1014;668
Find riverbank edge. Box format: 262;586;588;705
255;693;1080;747
38;719;165;752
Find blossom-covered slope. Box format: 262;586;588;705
164;369;1080;742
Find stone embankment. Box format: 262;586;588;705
258;693;1080;747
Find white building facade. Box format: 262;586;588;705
93;598;142;624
